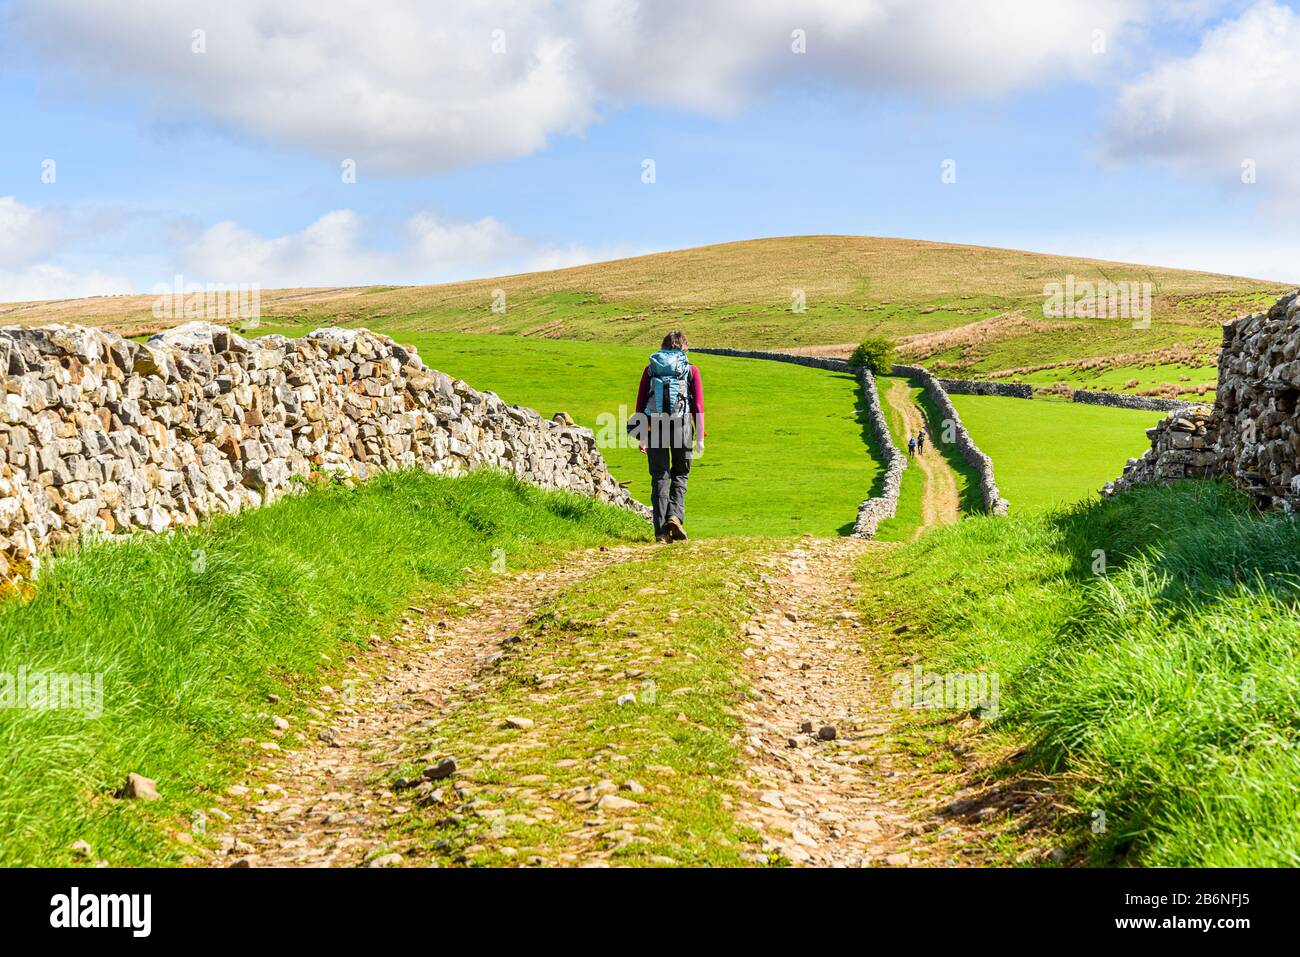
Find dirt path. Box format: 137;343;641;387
886;377;959;535
734;538;995;866
205;544;654;868
202;536;1002;868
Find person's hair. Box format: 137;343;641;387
661;330;689;351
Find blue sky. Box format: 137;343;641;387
2;0;1298;302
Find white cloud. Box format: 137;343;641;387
179;208;630;288
0;197;134;302
0;196;61;268
1107;1;1300;195
13;0;1180;173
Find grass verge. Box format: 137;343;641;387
860;481;1300;866
0;470;648;866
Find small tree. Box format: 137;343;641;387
847;336;896;374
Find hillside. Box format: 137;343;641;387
1;236;1288;390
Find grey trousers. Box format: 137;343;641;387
646;416;693;535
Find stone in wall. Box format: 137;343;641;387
0;321;647;579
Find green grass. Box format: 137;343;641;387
291;331;879;538
860;481;1300;866
949;394;1164;512
0;470;647;866
393;538;773;867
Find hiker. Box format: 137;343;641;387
908;435;916;458
631;331;704;543
917;429;926;453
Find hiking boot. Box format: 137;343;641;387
665;516;688;541
655;533;672;544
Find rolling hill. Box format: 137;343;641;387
1;235;1288;391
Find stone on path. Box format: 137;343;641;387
120;772;160;801
596;794;639;811
423;757;458;780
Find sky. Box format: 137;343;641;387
1;0;1298;302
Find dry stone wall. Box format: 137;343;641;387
690;347;904;537
689;347;850;373
893;364;1010;515
1105;289;1300;509
1210;289;1300;508
851;368;905;538
1103;406;1216;495
936;377;1033;400
1072;389;1191;412
0;322;647;578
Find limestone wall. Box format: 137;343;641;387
1104;288;1300;508
1212;290;1300;508
689;347;850;373
0;322;646;578
1103;406;1217;496
936;377;1033;400
851;368;906;538
1072;389;1191;412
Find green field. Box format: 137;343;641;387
949;394;1163;512
381;333;882;538
861;482;1300;866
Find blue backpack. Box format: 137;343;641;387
644;349;691;416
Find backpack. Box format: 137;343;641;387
644;349;691;416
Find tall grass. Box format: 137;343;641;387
0;470;647;866
864;480;1300;865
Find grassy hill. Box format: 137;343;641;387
4;236;1288;394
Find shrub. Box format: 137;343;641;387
847;336;896;374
